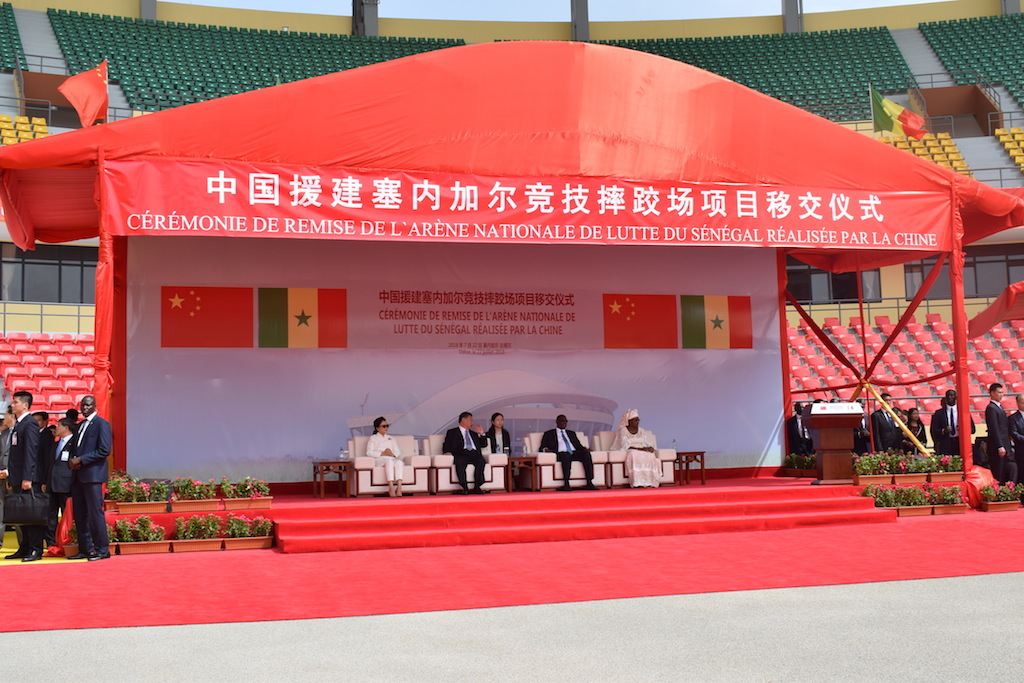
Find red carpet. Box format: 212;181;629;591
273;483;895;552
0;478;1022;632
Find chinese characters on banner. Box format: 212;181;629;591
102;160;953;251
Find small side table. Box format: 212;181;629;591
312;460;352;498
675;451;706;485
506;455;539;492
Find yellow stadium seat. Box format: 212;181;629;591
0;114;11;124
915;148;930;157
932;154;948;162
895;141;911;150
995;128;1008;136
952;160;968;170
937;132;951;140
942;145;958;154
1010;149;1023;158
1;129;15;138
947;152;963;161
33;133;48;139
1015;133;1024;143
30;117;45;126
13;115;28;124
0;121;12;131
936;161;952;169
910;140;925;149
16;130;32;139
32;125;48;134
891;134;907;143
922;133;936;141
925;139;940;148
999;134;1013;143
15;123;30;132
1;137;17;145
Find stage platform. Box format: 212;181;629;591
262;477;895;553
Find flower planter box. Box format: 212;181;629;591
103;500;118;511
169;499;221;512
853;474;892;485
892;474;928;484
895;505;933;517
980;500;1021;512
222;496;273;510
117;540;171;555
171;538;223;552
927;472;964;483
931;503;968;515
223;536;274;550
116;501;169;515
63;543;79;557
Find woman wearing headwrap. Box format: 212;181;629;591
613;409;661;487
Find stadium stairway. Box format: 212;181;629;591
272;485;895;553
13;6;64;73
889;27;951;85
959;136;1024;187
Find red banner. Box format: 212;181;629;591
101;160;952;251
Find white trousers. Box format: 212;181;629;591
371;456;404;482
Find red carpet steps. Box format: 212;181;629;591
272;485;895;553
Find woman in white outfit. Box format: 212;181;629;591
613;408;661;488
366;416;404;497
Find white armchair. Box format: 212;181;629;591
595;429;674;487
421;434;509;494
347;434;432;497
521;432;607;490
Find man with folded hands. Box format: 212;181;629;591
540;414;598;491
442;411;490;495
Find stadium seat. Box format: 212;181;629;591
45;355;71;368
37;379;62;393
13;343;37;355
10;379;38;392
68;356;92;367
3;366;28;382
28;366;55;379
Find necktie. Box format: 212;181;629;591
77;419;89;446
561;429;574;453
463;429;473;450
949;408;956;437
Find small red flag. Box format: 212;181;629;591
602;294;679;349
58;60;108;128
161;286;253;348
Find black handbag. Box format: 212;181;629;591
5;488;48;526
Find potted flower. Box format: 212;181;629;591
221;476;273;510
859;483;896;508
63;526;80;558
170;478;221;512
113;477;171;514
892;484;931;516
979;482;1022;512
926;455;964;482
112;515;170;554
222;514;275;550
852;453;891;485
892;453;929;484
926;483;967;514
172;513;224;551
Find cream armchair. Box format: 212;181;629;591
521;432;607;490
594;429;674;487
421;433;509;494
347;434;432;497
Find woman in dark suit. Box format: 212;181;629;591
485;412;511;456
902;407;928;454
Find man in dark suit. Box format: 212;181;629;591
540;414;598;491
985;383;1014;484
853;399;871;455
1009;394;1024;485
786;403;815;456
442;411;489;495
871;393;900;452
5;391;42;561
0;407;13;552
930;389;974;456
44;417;76;546
69;395;113;561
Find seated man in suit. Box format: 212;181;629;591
930;389;975;456
540;414;598;491
442;411;489;495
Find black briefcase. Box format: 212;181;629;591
5;488;48;526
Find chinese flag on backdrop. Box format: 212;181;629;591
602;294;679;349
161;287;253;348
57;60;108;128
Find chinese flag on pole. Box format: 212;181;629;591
602;294;679;349
161;286;254;348
58;60;108;128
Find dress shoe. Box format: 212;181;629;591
4;550;27;560
455;489;469;495
583;483;600;490
87;552;111;562
557;485;573;491
66;552;97;560
470;488;490;494
21;550;43;562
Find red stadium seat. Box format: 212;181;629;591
887;386;908;398
920;399;940;412
60;344;84;356
4;332;29;343
978;372;998;386
2;366;28;382
931;351;952;364
874;316;891;327
36;344;60;356
46;394;76;412
992;360;1012;372
78;367;95;380
801;377;823;390
1003;371;1023;386
68;356;92;367
848;316;863;327
925;313;942;323
50;333;74;343
54;366;80;380
0;343;12;354
905;352;926;364
890;363;910;376
20;354;45;367
13;343;37;356
75;334;94;343
824;317;841;327
28;333;50;344
45;355;70;368
973;339;993;351
63;379;90;393
82;345;95;354
37;379;62;392
791;366;811;378
28;366;55;379
910;385;930;397
992;328;1011;340
817;365;837;378
10;379;37;393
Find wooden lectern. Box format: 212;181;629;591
803;402;862;485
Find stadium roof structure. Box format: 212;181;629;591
0;39;1021;273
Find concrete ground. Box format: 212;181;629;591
10;572;1022;682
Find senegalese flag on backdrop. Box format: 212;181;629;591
680;295;753;349
258;288;347;348
870;85;927;140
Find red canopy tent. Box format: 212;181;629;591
0;40;1021;469
969;280;1024;338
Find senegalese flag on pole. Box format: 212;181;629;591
870;85;927;140
680;295;753;349
258;288;347;348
